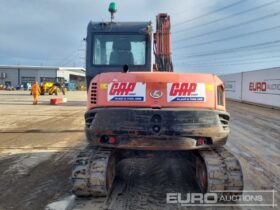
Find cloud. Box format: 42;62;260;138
0;0;280;73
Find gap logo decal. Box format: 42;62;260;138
167;83;206;102
108;82;146;102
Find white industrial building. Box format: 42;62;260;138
0;65;85;87
220;67;280;108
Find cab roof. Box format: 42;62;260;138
87;21;151;34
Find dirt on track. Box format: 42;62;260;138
0;91;279;210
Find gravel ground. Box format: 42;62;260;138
0;91;279;210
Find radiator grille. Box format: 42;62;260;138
90;83;97;104
219;114;229;130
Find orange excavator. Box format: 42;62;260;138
72;3;243;199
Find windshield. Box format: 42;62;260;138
93;34;146;66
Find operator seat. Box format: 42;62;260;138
109;41;134;65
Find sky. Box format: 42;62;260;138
1;0;280;75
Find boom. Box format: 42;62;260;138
153;13;173;72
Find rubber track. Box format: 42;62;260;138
71;146;112;197
198;147;244;197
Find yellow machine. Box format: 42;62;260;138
40;82;59;95
40;77;67;95
48;84;59;95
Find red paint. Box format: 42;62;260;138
197;137;204;145
170;83;197;96
109;136;117;144
50;98;63;105
249;82;266;92
109;82;136;95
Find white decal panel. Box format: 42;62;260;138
167;83;206;102
107;82;146;102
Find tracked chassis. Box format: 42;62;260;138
72;146;243;198
72;146;116;196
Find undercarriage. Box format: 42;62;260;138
72;146;243;198
72;107;243;199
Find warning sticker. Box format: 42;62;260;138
167;83;206;102
107;82;146;102
100;83;108;89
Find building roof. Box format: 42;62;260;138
0;65;85;72
219;66;280;76
58;67;85;73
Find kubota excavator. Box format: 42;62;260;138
72;2;243;199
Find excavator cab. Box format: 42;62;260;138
85;21;153;89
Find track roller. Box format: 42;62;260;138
195;147;244;198
71;146;116;197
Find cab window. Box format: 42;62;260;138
93;34;146;66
